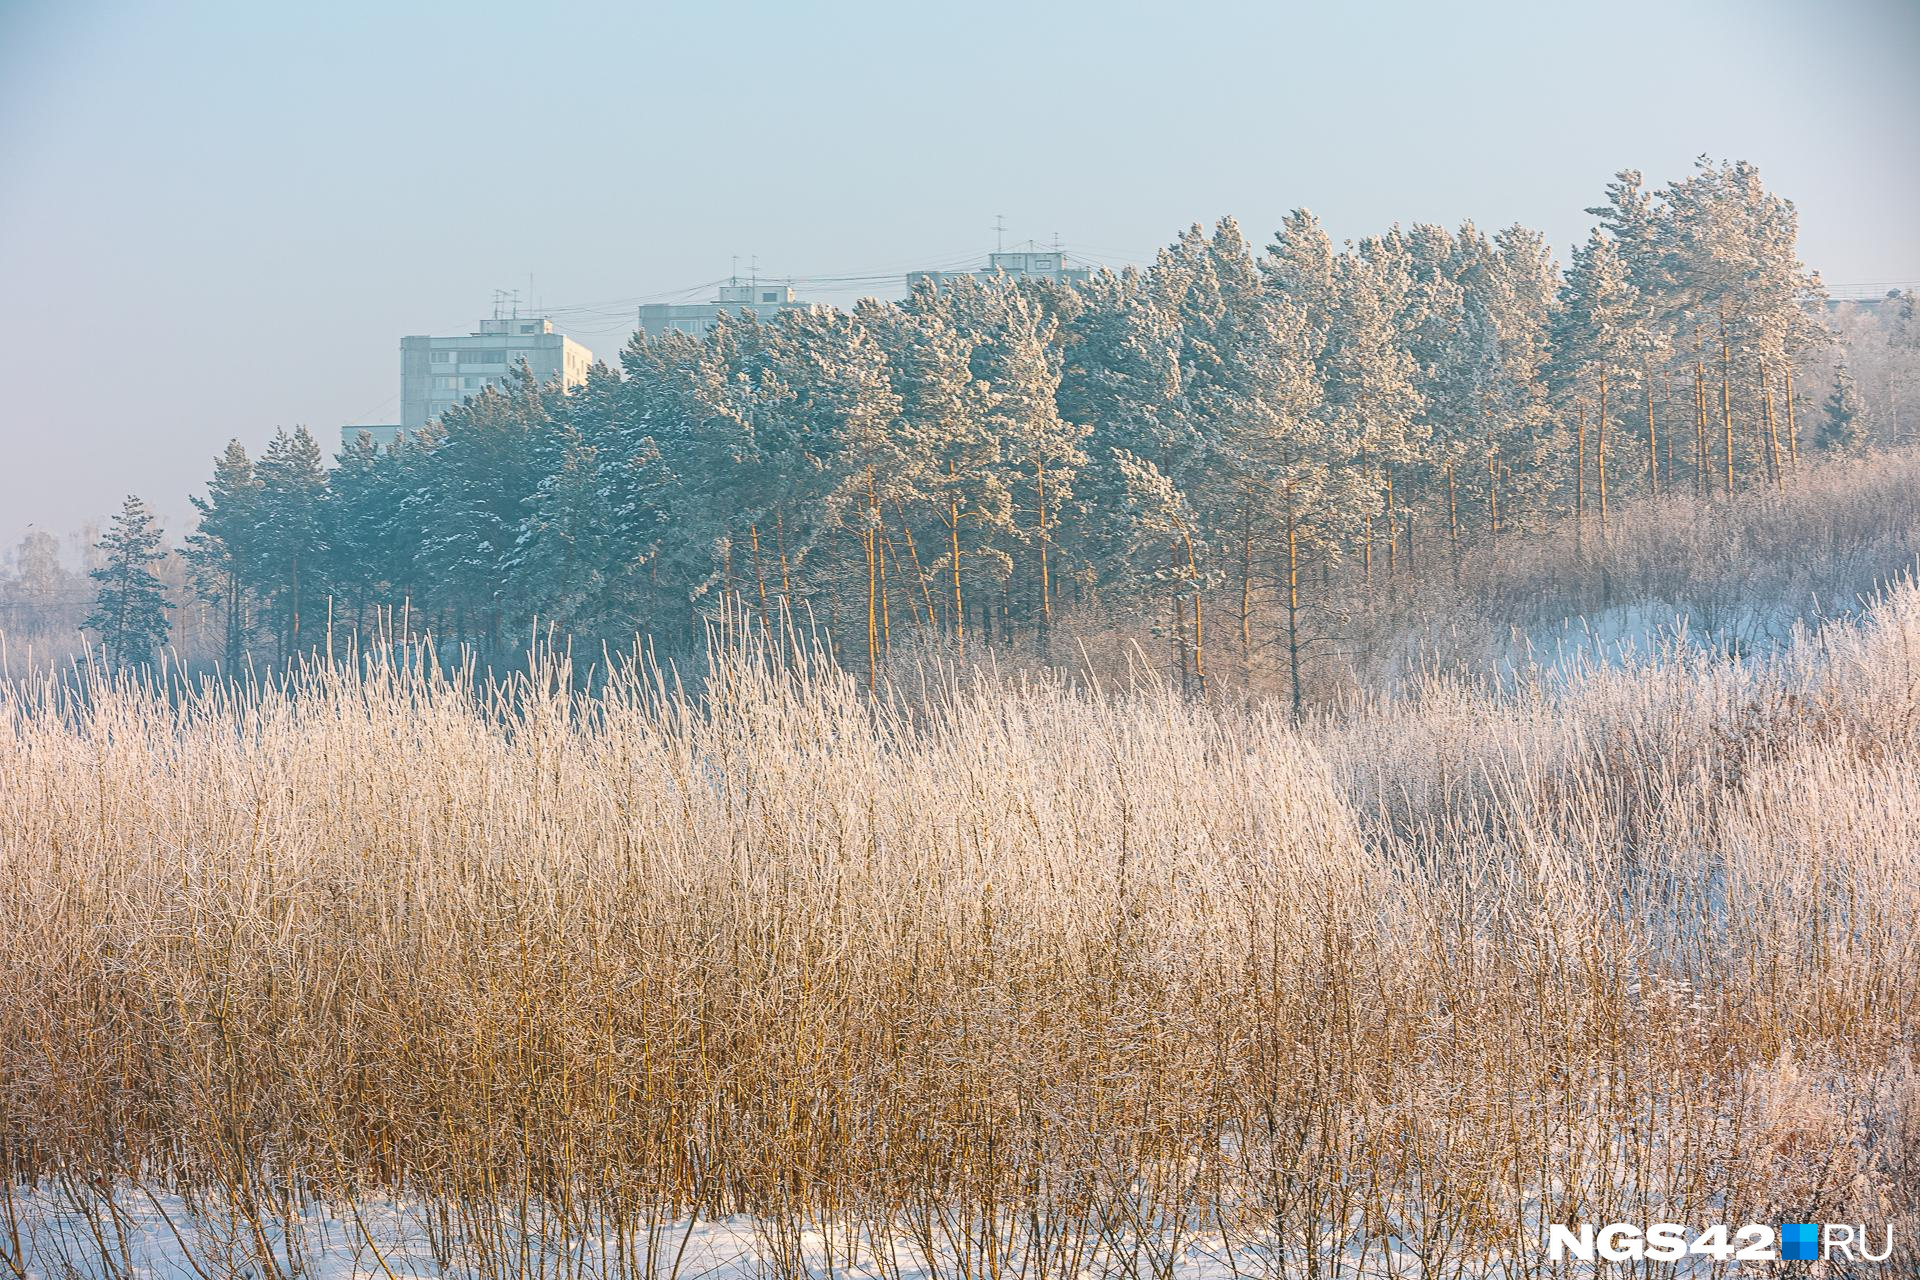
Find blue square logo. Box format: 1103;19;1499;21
1781;1223;1819;1261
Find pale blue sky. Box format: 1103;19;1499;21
1;0;1915;548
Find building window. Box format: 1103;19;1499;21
762;292;778;302
519;323;536;333
465;349;507;365
430;350;454;363
433;375;457;390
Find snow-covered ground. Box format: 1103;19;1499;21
4;1187;1527;1280
1499;596;1823;685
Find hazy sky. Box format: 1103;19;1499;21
1;0;1916;553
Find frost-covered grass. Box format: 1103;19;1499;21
3;574;1919;1278
1369;448;1920;686
1081;446;1920;701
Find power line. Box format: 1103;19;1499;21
1825;281;1917;301
530;245;1020;321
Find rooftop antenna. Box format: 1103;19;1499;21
750;254;759;293
731;255;739;286
994;214;1006;252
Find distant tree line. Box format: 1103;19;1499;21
144;159;1915;698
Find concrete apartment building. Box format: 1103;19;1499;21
401;316;592;432
342;316;594;451
636;281;813;338
908;248;1092;293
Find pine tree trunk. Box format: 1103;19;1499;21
1169;589;1186;695
1762;362;1782;488
890;498;938;629
1036;463;1051;643
1785;366;1800;470
1483;394;1498;546
878;520;890;661
1575;401;1586;558
1720;324;1735;496
749;523;769;631
1239;482;1254;657
865;469;878;690
1694;357;1709;499
1597;370;1610;531
1182;526;1206;696
1360;447;1373;597
1362;513;1373;595
1445;462;1460;585
948;462;963;646
1284;486;1303;719
1644;367;1660;497
1384;468;1396;577
1663;373;1677;491
226;567;242;669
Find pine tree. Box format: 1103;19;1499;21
327;431;408;648
1553;232;1640;529
252;427;332;658
405;375;548;652
1657;158;1826;491
887;280;1004;647
766;305;908;676
185;440;262;668
1815;364;1866;454
1476;224;1564;523
1057;265;1184;608
508;362;670;643
974;287;1083;643
85;495;172;667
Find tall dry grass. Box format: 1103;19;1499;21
1;580;1917;1276
1044;446;1920;704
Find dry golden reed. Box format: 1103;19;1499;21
1;580;1917;1277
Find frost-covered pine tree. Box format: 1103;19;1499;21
1814;364;1866;454
185;439;260;668
1260;210;1419;702
894;278;1021;646
771;306;908;676
327;430;420;647
971;288;1082;640
1475;224;1563;523
864;288;989;637
1371;223;1466;565
85;494;172;668
1321;244;1422;587
1056;265;1184;607
1656;158;1826;490
251;426;332;657
1553;231;1641;529
406;372;555;651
